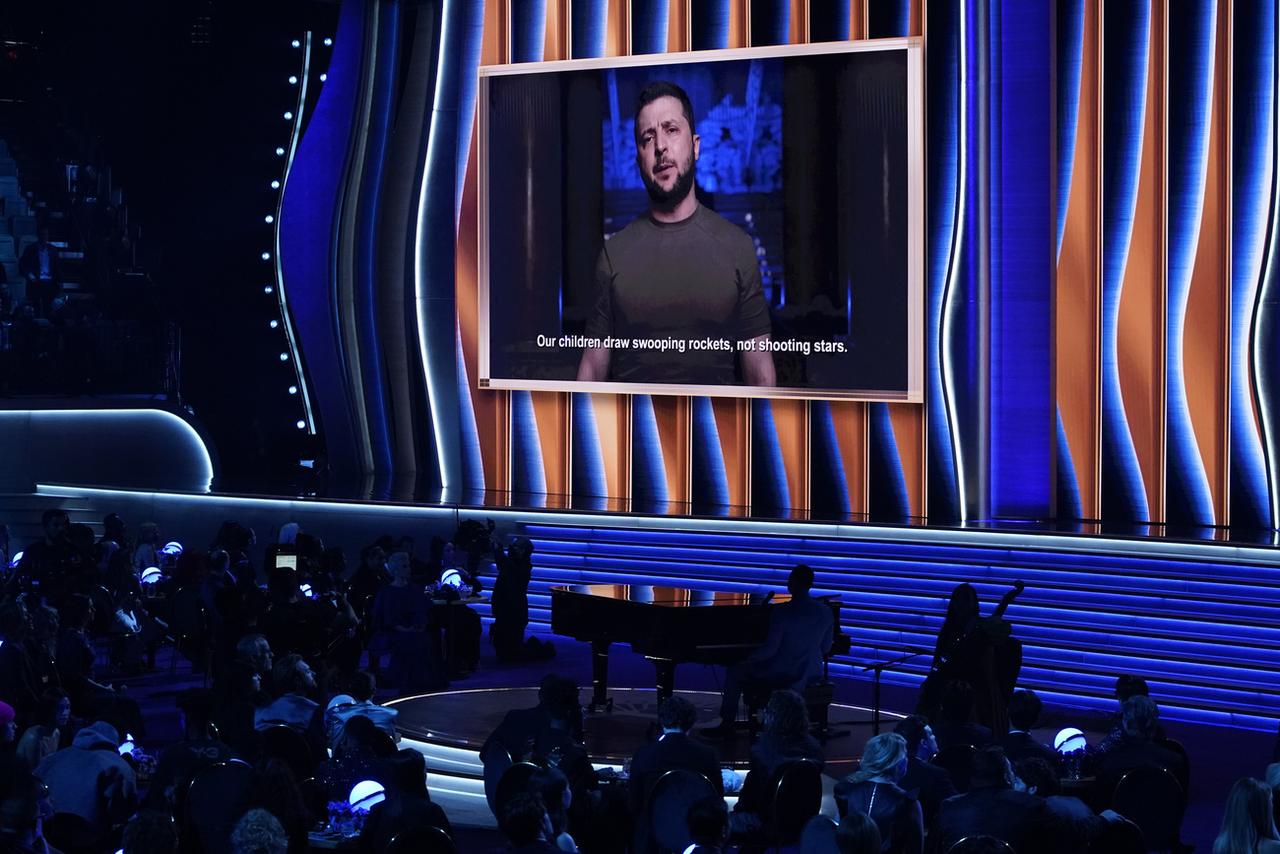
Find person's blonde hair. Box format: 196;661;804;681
848;733;907;785
1214;777;1279;854
1266;763;1280;791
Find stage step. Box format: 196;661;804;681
512;522;1280;731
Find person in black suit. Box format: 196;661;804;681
482;674;584;766
629;696;723;815
930;746;1063;854
1096;695;1186;796
999;690;1060;769
930;681;993;751
359;749;452;853
894;715;957;825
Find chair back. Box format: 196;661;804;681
1088;816;1146;854
261;723;316;779
186;761;255;854
43;812;102;853
298;776;327;823
930;744;978;793
1155;737;1191;794
1109;765;1184;851
387;824;456;854
771;759;823;843
493;760;542;822
483;744;514;814
648;768;719;854
945;836;1017;854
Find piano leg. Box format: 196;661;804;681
651;658;676;702
589;640;613;713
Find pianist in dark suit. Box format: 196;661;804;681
709;564;833;734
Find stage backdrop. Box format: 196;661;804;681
276;0;1280;530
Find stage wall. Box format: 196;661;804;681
275;0;1280;529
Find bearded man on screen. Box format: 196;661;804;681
576;80;777;386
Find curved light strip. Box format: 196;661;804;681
275;31;318;434
413;0;455;491
1253;14;1280;530
940;0;970;521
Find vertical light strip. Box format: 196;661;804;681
940;0;970;521
414;0;456;491
1254;2;1280;528
275;32;318;434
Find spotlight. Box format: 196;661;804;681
284;111;293;120
264;285;274;294
279;353;290;362
270;320;279;329
271;180;281;190
324;37;333;46
319;73;327;82
264;215;275;224
296;420;306;430
288;386;298;395
261;252;271;261
288;75;298;85
275;147;285;156
291;39;301;48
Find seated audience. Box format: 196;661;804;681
35;720;136;835
328;670;398;746
149;688;232;807
836;812;883;854
834;732;923;854
1267;763;1280;834
707;565;833;737
254;653;319;733
55;594;144;737
930;680;993;751
1000;689;1059;768
359;749;452;854
121;809;179;854
686;795;730;853
1095;675;1167;753
629;695;723;819
315;714;388;801
1013;756;1111;851
500;790;561;853
530;765;578;852
893;714;957;825
483;674;584;768
371;551;443;691
0;771;56;853
734;689;825;831
15;688;70;771
931;746;1059;854
231;807;289;854
0;601;41;723
1096;695;1186;794
1214;777;1280;854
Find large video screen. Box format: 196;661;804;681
477;40;923;402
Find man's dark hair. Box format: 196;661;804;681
1115;675;1150;702
940;680;975;723
273;654;309;696
122;809;178;854
788;564;815;594
969;745;1009;787
350;671;376;702
633;80;696;143
658;695;697;732
894;714;929;754
1121;695;1159;740
1008;689;1042;731
40;509;68;527
541;675;580;723
499;791;547;845
388;749;427;799
1013;756;1060;798
686;794;728;844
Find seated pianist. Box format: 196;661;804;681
704;564;833;738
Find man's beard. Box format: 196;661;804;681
642;157;696;212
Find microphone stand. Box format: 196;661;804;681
852;649;927;735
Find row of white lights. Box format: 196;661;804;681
265;35;333;430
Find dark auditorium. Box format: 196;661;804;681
0;1;1276;853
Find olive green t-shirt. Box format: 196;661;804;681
584;204;772;384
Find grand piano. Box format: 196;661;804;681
550;583;845;711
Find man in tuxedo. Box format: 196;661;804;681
931;746;1063;853
999;689;1060;768
894;714;957;825
706;564;832;736
629;696;723;814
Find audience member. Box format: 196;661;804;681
15;688;69;771
530;765;578;852
1214;777;1280;854
1000;689;1059;768
1013;756;1112;851
930;680;993;751
0;602;39;725
55;594;144;736
1267;763;1280;835
370;552;441;692
629;695;723;819
834;732;922;854
686;794;730;853
836;812;883;854
315;714;388;801
483;674;584;768
35;720;136;835
0;771;55;854
1096;695;1186;794
892;714;956;826
707;565;833;737
149;688;232;807
1095;675;1167;753
734;689;824;833
500;790;560;852
230;807;289;854
121;809;179;854
246;758;311;851
254;653;319;733
359;749;452;854
931;746;1059;854
18;226;61;316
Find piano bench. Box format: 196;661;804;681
804;680;836;731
